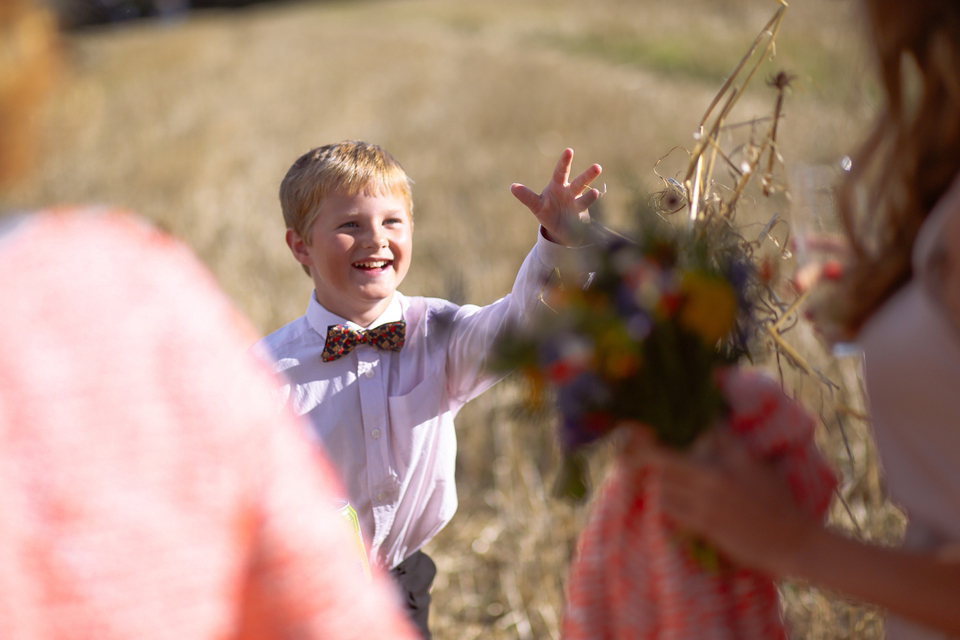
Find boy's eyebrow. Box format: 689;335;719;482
345;208;407;215
327;207;409;220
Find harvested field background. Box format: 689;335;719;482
8;0;905;637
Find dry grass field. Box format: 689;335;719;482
8;0;906;637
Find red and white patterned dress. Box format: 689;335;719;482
563;367;837;640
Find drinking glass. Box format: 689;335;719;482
789;160;860;357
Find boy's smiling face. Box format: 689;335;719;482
287;189;412;327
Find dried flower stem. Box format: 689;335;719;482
683;1;788;219
696;1;788;130
688;126;705;225
763;71;796;194
765;323;815;375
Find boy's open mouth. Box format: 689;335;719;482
353;259;391;271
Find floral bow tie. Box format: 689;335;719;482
321;321;406;362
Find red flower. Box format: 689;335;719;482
547;360;578;383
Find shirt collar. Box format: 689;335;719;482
305;292;404;336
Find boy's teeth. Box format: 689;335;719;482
356;260;388;268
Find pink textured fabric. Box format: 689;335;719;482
0;209;418;640
563;367;838;640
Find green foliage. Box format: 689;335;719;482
540;31;741;83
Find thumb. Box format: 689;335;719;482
511;183;541;212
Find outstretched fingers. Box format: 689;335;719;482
569;163;603;197
511;148;603;245
552;148;575;188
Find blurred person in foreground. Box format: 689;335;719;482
0;1;419;638
255;140;601;638
645;0;960;637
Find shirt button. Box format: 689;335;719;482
376;491;386;502
371;429;381;439
364;368;375;379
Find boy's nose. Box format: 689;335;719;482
364;227;387;248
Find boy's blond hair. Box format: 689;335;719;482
279;141;413;257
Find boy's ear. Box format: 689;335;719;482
285;228;313;266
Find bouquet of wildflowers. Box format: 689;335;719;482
493;219;758;499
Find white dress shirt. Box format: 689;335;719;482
256;229;584;569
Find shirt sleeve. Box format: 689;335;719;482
443;227;595;404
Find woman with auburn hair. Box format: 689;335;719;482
0;2;418;638
647;0;960;638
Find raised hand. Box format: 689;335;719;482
511;148;602;246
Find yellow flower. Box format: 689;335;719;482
678;271;737;345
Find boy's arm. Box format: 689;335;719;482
510;148;602;247
443;232;591;404
443;150;601;403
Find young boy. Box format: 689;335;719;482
255;140;601;638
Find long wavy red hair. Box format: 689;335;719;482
830;0;960;337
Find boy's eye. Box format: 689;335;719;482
339;221;359;229
385;218;404;226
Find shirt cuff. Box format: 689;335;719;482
536;225;598;274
